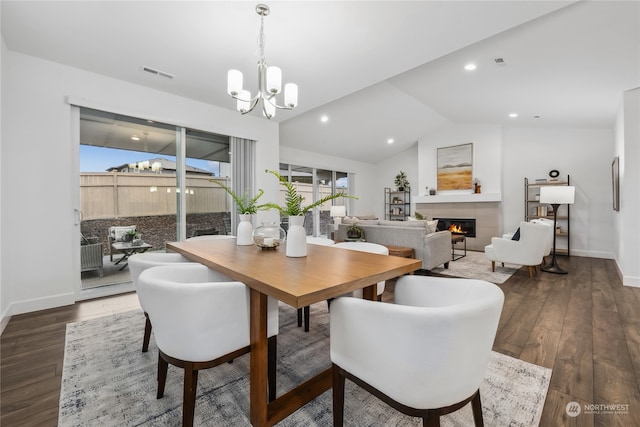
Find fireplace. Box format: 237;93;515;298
435;218;476;238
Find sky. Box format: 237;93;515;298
80;145;220;175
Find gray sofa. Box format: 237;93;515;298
335;219;451;270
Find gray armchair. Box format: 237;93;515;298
80;235;103;277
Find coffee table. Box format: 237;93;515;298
110;241;152;270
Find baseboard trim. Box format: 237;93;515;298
77;283;135;301
8;292;75;317
0;310;11;336
569;249;614;259
623;275;640;288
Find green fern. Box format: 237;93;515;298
264;169;357;216
211;180;266;214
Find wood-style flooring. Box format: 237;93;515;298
2;255;639;426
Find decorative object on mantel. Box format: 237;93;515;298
437;143;473;191
429;187;436;195
394;171;410;191
473;178;482;194
226;4;298;119
548;169;560;181
540;185;575;274
263;169;357;257
253;222;286;249
211;180;268;245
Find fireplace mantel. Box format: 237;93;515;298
414;193;501;204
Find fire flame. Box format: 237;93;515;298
449;224;465;234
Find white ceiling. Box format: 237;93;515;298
2;1;639;164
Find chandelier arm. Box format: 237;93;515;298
263;94;294;110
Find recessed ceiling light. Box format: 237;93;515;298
320;115;329;123
508;113;518;118
464;63;477;71
131;135;141;141
387;138;394;144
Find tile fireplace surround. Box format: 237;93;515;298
416;199;500;251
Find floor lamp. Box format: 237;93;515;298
539;185;575;274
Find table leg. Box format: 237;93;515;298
249;288;269;426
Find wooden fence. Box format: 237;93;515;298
80;172;345;220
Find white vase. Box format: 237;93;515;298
236;213;254;245
286;216;307;257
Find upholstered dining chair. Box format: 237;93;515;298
330;275;504;427
484;221;550;278
128;252;195;352
333;242;389;299
296;237;336;331
137;263;279;427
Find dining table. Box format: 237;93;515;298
166;238;422;426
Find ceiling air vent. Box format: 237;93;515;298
141;66;174;80
494;58;505;64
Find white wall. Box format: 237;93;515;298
374;144;419;219
615;88;640;286
1;50;279;320
417;124;503;197
502;127;615;259
0;34;6;333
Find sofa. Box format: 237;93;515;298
335;218;451;270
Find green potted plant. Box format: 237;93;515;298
394;171;410;191
211;180;267;214
124;229;138;243
263;169;357;257
346;223;364;240
211;180;268;245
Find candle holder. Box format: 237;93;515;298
253;222;286;250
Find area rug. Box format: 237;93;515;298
429;250;522;284
59;304;550;426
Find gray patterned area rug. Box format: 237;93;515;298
429;250;523;284
59;304;550;426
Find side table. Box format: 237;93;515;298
451;235;466;261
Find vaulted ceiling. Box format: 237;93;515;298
2;1;638;163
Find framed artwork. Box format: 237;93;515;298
437;143;473;191
612;156;620;211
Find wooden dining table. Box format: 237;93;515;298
167;238;422;426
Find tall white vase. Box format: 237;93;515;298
286;216;307;257
236;213;254;245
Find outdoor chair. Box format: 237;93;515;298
80;235;103;277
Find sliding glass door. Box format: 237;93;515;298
78;107;230;292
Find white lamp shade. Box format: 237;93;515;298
266;66;282;94
540;186;575;204
284;83;298;108
330;205;346;217
237;90;251;113
227;69;243;96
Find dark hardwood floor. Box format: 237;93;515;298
2;255;639;426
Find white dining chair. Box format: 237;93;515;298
333;242;389;299
138;263;279;427
128;252;195;352
330;275;504;426
296;237;336;331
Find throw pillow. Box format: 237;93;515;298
425;220;439;234
511;227;521;241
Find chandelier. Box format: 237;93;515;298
227;4;298;119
